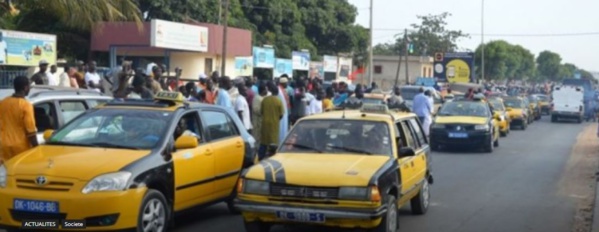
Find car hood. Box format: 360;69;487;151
244;154;392;186
5;145;150;180
434;116;488;124
507;108;525;116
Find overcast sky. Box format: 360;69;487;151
348;0;599;71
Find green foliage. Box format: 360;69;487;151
473;40;535;81
536;50;562;81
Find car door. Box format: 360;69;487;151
32;101;59;144
407;118;430;182
200;110;245;198
172;110;216;211
396;121;417;205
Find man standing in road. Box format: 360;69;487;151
84;61;102;92
30;60;50;85
387;86;404;105
0;31;7;64
0;76;38;163
259;82;284;160
413;87;433;124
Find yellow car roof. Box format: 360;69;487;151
97;91;194;112
303;109;416;122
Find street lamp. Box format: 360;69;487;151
481;0;485;82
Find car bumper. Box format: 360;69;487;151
510;118;526;125
235;198;386;229
552;111;582;118
430;131;492;147
0;186;146;231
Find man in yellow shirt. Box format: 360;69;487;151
0;76;38;163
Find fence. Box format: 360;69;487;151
0;70;29;88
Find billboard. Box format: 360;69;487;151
234;56;253;76
0;30;57;67
274;59;293;78
337;57;352;79
292;51;310;71
309;62;324;79
323;55;338;73
253;46;275;69
150;19;208;52
433;52;474;83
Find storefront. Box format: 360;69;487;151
90;19;252;79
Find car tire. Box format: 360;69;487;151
521;122;527;130
551;115;557;122
493;136;499;147
483;135;493;153
410;180;430;215
500;130;507;137
137;190;169;232
244;221;272;232
226;190;241;215
370;195;399;232
578;117;583;123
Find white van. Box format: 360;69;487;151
551;85;584;123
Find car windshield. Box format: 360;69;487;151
48;109;173;149
400;88;420;101
504;99;523;108
438;101;490;117
536;95;549;101
489;100;505;111
280;119;393;156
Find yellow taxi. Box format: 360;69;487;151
532;94;551;115
0;92;255;231
487;97;511;136
527;95;542;120
503;97;530;130
235;104;433;232
430;99;501;153
362;91;389;105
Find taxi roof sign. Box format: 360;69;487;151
360;103;390;114
154;91;185;103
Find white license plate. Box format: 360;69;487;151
276;211;325;223
13;199;59;213
448;132;468;138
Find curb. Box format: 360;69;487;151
593;174;599;232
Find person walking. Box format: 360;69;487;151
58;66;71;87
252;83;267;147
412;87;433;124
235;83;252;134
85;61;102;92
276;79;290;142
215;76;232;108
388;86;404;105
0;76;38;163
259;82;284;160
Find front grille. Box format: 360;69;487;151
270;184;339;199
16;179;74;192
444;124;475;131
10;210;67;222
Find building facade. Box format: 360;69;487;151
355;55;433;90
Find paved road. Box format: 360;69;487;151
1;117;585;232
171;117;591;232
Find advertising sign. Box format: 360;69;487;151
309;62;324;79
323;55;338;73
150;19;208;52
337;57;352;79
0;30;57;66
253;46;275;69
234;56;253;76
433;52;474;83
292;51;310;71
274;59;293;78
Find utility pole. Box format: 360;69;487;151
404;28;410;85
220;0;229;76
394;40;403;87
367;0;374;85
218;0;222;25
481;0;485;82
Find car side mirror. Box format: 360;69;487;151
175;135;199;150
398;147;416;158
43;129;54;141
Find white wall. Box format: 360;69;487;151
170;52;237;80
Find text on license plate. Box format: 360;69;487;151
13;199;59;213
448;132;468;138
276;211;325;223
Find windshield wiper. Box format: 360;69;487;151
46;141;87;147
282;143;323;153
87;142;140;150
327;145;373;155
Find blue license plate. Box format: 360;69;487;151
276;211;325;223
13;199;59;213
448;132;468;138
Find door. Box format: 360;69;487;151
396;121;417;205
173;111;215;211
407;118;429;182
200;110;245;198
205;58;213;75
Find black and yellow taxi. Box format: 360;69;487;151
487;97;510;137
430;98;501;152
0;91;255;231
235;104;433;232
504;96;530;130
532;94;551;115
527;95;542;120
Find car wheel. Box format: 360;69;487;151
500;130;507;137
494;136;499;147
521;122;527;130
578;117;583;123
483;135;493;153
137;190;169;232
226;190;241;215
370;195;399;232
244;221;272;232
410;180;430;215
551;115;557;122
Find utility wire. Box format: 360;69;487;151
373;28;599;37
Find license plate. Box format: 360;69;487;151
276;211;325;223
13;199;59;213
448;132;468;138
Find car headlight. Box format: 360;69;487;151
431;123;445;129
338;187;370;200
474;124;490;131
0;164;6;188
82;172;132;194
242;179;270;195
499;115;505;121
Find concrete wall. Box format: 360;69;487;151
353;55;434;90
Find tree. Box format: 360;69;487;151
407;13;469;56
536;51;562;81
373;43;399;56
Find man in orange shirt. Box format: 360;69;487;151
0;76;38;163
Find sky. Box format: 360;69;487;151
348;0;599;71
